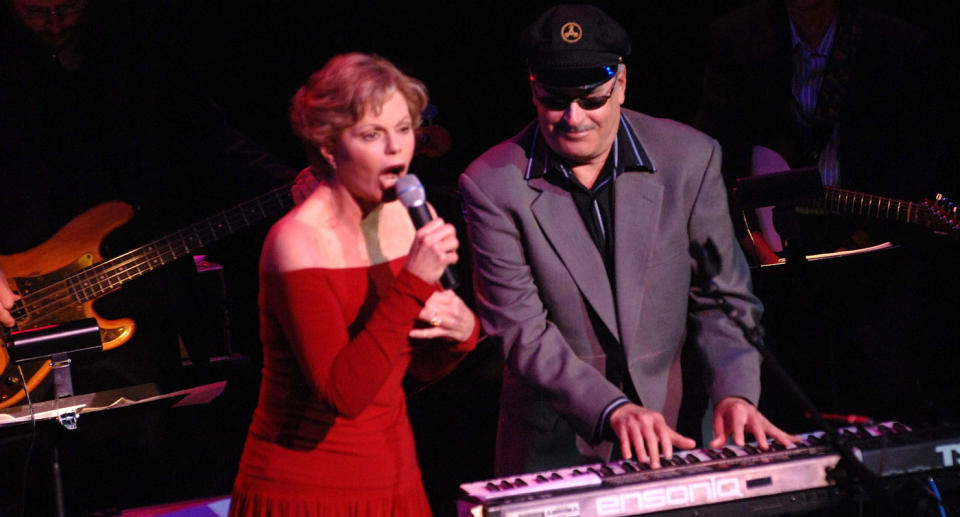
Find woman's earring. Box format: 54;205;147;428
319;145;337;171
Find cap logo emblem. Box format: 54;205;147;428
560;22;582;43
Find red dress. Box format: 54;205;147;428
230;257;477;517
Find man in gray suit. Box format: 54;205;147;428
459;4;794;476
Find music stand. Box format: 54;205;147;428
3;318;103;428
2;314;232;515
0;377;226;516
732;167;823;209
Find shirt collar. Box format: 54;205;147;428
789;14;839;57
524;113;655;181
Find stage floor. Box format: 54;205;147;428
120;496;229;517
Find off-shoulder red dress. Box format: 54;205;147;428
229;257;477;517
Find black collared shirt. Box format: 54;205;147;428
526;113;655;285
525;113;656;441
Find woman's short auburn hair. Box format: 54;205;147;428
290;53;428;172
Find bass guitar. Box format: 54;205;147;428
0;182;294;408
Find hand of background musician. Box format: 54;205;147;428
608;403;697;468
409;289;476;344
404;218;459;285
0;266;18;327
709;396;798;449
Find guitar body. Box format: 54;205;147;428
0;202;136;408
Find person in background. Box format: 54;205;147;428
459;4;794;477
695;0;960;432
229;53;478;517
695;0;958;262
0;268;14;328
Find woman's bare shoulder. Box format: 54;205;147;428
260;206;344;273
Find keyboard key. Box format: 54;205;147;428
704;449;723;460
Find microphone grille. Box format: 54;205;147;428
396;174;426;207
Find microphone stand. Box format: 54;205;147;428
690;239;895;511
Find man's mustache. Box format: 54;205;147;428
555;120;598;133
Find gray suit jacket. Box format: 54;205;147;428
459;109;763;476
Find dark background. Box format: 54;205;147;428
2;1;959;516
177;0;960;182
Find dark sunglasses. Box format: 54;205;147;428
16;0;85;20
534;78;618;112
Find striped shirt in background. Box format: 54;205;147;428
789;16;840;187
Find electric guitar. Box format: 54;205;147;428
0;182;295;408
747;146;959;260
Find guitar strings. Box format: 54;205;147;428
818;187;915;220
10;185;295;325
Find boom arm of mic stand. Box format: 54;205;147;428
701;282;893;508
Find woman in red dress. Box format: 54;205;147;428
229;53;478;517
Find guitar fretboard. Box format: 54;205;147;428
14;183;294;322
807;186;915;223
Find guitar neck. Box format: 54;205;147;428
805;186;917;224
66;183;294;303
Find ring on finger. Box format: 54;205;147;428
429;315;443;327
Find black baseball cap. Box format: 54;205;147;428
519;4;632;89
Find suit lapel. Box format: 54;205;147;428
613;173;663;348
529;176;620;341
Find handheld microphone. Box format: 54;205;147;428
396;174;459;289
